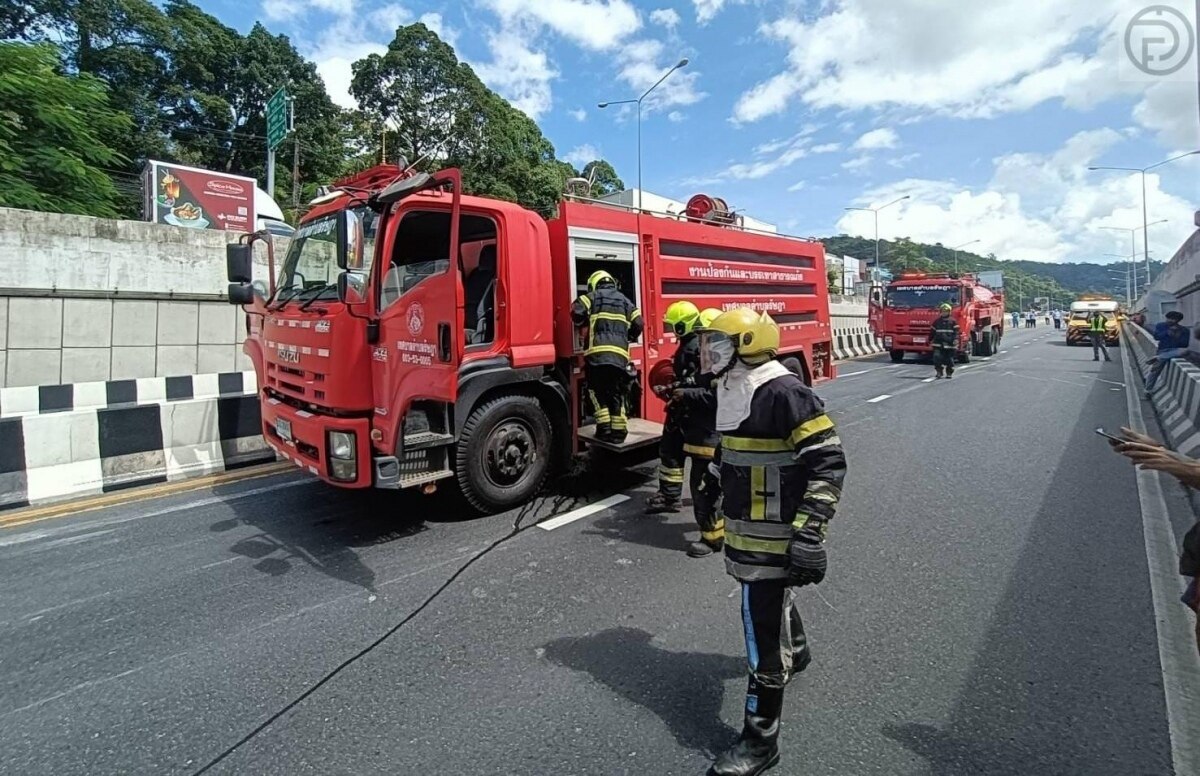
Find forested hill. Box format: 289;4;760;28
821;234;1164;309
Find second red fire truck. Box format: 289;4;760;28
227;166;835;513
869;271;1006;363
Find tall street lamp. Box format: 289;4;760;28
599;58;689;212
951;239;980;274
1089;150;1199;291
1107;263;1133;306
844;195;910;269
1099;219;1168;293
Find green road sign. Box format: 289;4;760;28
266;88;288;150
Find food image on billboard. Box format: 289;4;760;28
145;161;256;232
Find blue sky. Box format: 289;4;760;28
200;0;1200;267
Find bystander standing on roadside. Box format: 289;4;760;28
1143;312;1194;396
1109;428;1200;656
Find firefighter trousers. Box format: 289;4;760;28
738;582;811;723
587;363;629;440
932;345;955;375
655;419;723;543
1091;332;1111;361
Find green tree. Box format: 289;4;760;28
580;160;624;197
0;42;130;216
350;23;572;215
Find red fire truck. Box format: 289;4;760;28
869;272;1005;363
227;166;834;512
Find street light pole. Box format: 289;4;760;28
598;58;689;212
844;195;910;271
951;239;980;274
1090;150;1199;294
1100;219;1168;304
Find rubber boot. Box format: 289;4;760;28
687;538;723;557
710;683;783;776
935;368;944;380
645;493;682;514
946;369;954;380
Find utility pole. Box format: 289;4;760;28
289;98;299;214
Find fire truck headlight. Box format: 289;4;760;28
328;430;356;461
330;459;357;481
883;336;893;347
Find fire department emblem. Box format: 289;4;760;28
407;302;424;335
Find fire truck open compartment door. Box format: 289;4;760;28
566;227;661;452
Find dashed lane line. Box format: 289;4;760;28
867;394;892;403
538;494;631;531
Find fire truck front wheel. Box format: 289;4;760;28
456;395;552;514
890;350;905;363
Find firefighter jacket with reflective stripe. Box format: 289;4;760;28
930;314;959;349
670;334;718;454
712;371;847;582
570;287;644;368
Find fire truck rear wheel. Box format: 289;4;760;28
456;395;552;514
890;350;905;363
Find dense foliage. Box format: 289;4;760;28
5;5;616;219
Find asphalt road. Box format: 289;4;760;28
1;323;1195;776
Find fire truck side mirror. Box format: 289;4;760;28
227;283;254;305
335;210;349;270
337;271;366;306
226;244;253;283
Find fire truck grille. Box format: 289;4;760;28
266;362;329;404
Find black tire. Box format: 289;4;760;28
956;348;971;364
890;350;905;363
455;394;552;514
971;336;982;357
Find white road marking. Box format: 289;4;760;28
1000;350;1008;354
1120;338;1200;776
866;394;892;403
538;494;631;531
922;377;936;383
838;370;871;377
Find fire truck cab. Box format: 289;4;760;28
228;167;834;513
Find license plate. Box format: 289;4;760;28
912;336;927;344
278;347;300;364
275;418;292;442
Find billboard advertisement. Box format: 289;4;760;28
143;160;256;232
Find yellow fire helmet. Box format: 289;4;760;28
701;308;780;373
587;270;615;292
664;300;701;337
697;307;723;330
939;303;952;312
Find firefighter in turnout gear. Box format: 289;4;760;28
571;270;644;442
645;301;724;557
695;308;847;776
931;303;959;380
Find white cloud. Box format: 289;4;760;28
481;0;641;51
732;0;1128;123
564;144;600;166
310;0;352;13
418;12;458;45
887;153;921;168
262;0;302;21
812;143;841;154
853;128;899;151
668;110;685;122
617;38;705;112
650;8;681;29
309;16;401;109
835;129;1196;263
370;4;410;31
474;30;558;119
787;181;808;192
726;131;814;179
1133;79;1200;150
570;108;588;121
842;155;872;172
693;0;744;24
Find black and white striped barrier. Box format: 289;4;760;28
0;372;273;510
1127;326;1200;458
831;316;885;361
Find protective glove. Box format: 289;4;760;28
787;527;827;587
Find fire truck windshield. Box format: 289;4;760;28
886;285;960;310
273;206;377;307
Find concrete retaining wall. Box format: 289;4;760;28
0;371;273;510
829;300;884;360
1127;325;1200;458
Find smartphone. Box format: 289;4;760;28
1095;428;1124;443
